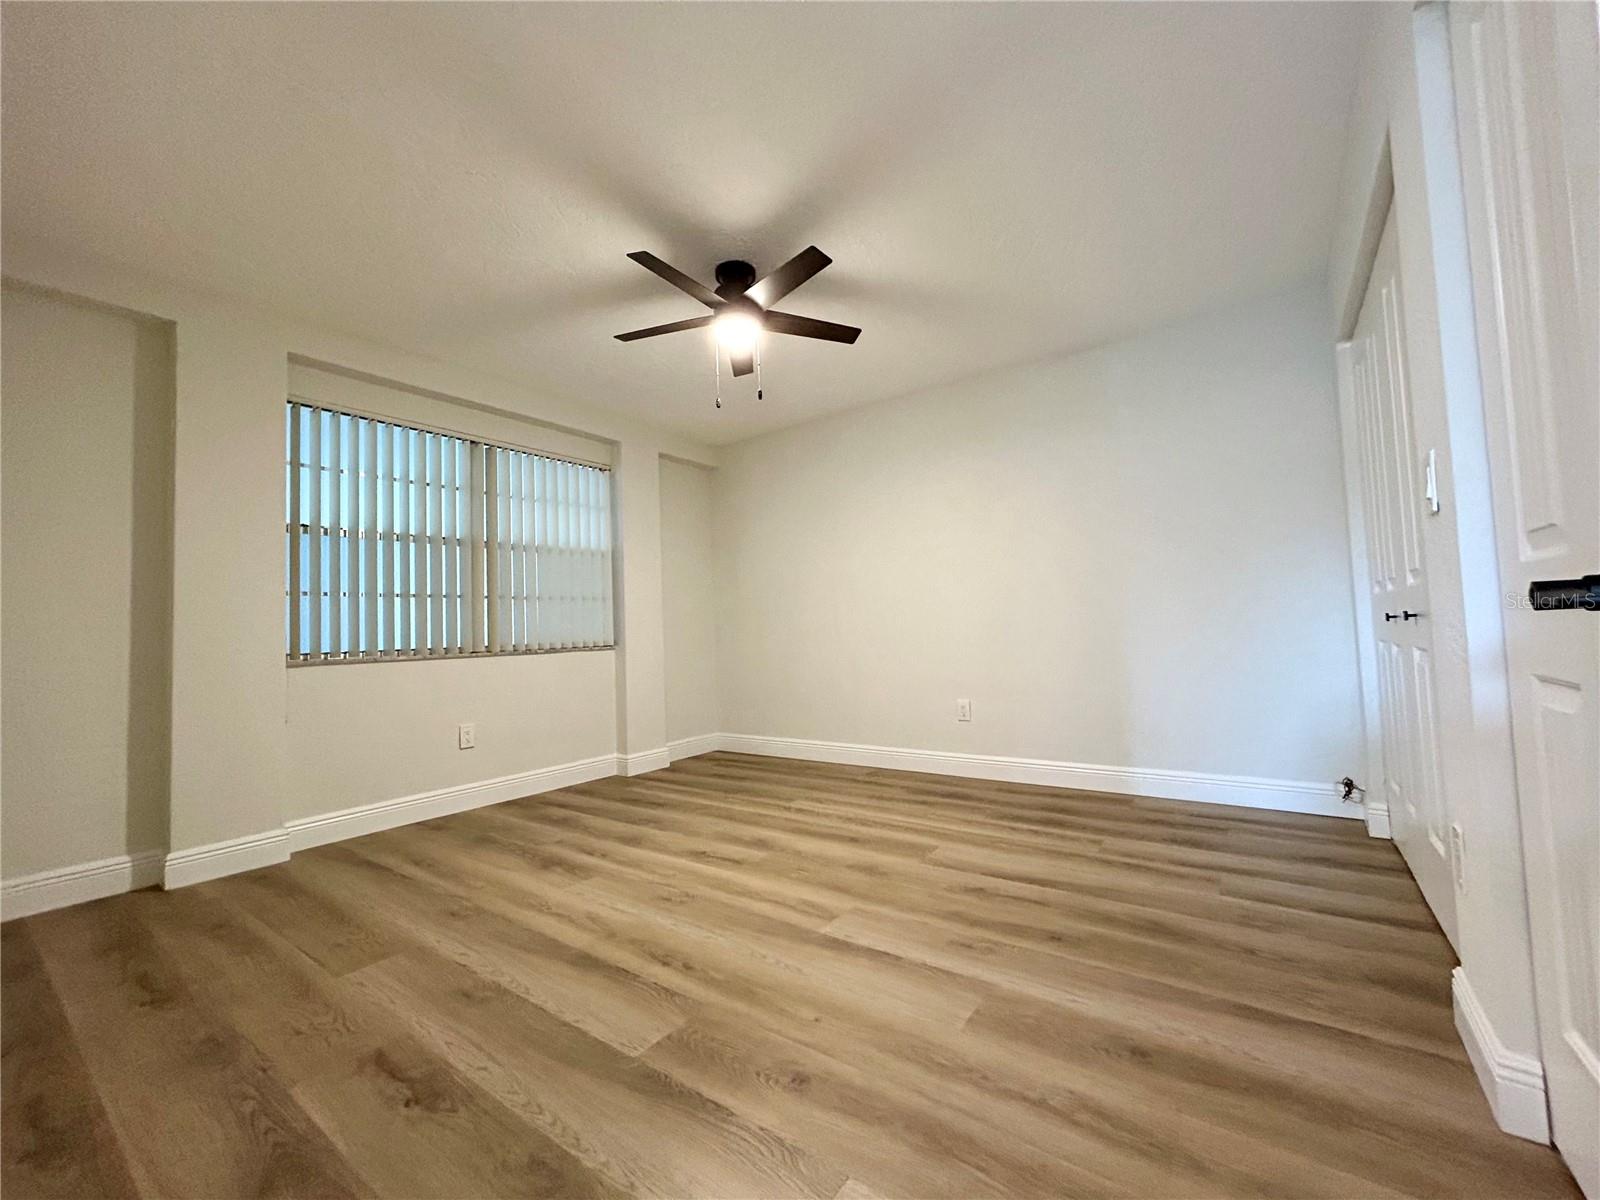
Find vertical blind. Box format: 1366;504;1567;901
286;402;613;661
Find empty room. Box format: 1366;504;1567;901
2;2;1596;1197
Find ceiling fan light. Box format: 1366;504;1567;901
713;311;762;354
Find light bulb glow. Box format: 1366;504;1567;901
713;311;761;355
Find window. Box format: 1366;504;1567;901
286;402;613;662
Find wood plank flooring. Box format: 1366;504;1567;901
2;752;1578;1198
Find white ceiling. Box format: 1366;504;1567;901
2;3;1371;445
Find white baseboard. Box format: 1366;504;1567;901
285;753;618;852
712;733;1353;818
6;738;1345;917
1453;966;1550;1143
1365;798;1393;839
1;851;165;921
668;733;722;762
164;829;290;890
619;747;671;776
8;750;632;909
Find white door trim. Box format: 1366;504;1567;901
1450;1;1600;1191
1336;338;1389;839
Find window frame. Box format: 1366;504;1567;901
285;399;616;667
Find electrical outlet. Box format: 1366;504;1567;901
956;698;972;722
458;723;476;750
1450;822;1465;888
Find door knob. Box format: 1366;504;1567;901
1529;575;1600;611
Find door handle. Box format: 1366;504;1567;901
1384;611;1422;622
1529;575;1600;611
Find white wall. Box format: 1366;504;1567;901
285;652;616;821
661;457;720;746
1325;0;1544;1132
1;239;716;895
280;363;621;823
1;286;174;877
714;279;1362;790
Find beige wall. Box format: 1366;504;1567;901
661;457;719;745
714;279;1363;786
2;286;174;877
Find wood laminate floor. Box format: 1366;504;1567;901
1;753;1578;1199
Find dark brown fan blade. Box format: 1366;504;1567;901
762;310;862;344
729;349;755;377
745;246;831;310
614;315;714;342
626;251;723;308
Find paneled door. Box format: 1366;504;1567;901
1453;3;1598;1193
1348;206;1457;946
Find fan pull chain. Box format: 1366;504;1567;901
713;339;722;409
756;339;764;401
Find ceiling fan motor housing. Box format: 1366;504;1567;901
713;259;758;300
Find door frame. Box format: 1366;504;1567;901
1332;12;1528;904
1330;0;1559;1143
1334;144;1395;841
1448;1;1599;1188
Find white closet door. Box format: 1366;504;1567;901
1350;205;1457;946
1454;3;1598;1191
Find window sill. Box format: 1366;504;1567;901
286;644;615;667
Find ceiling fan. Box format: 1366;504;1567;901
615;246;861;378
